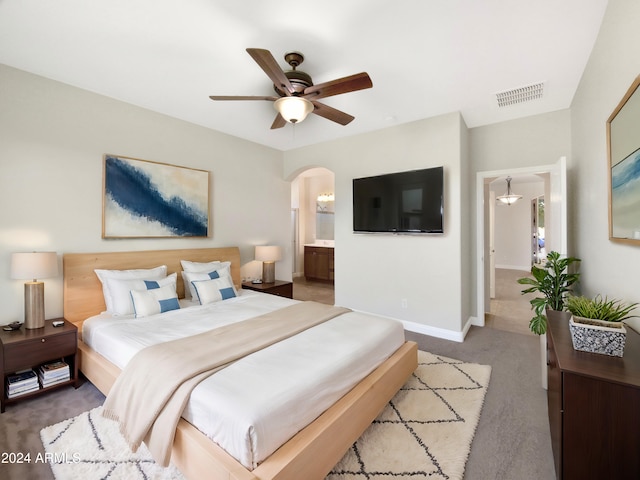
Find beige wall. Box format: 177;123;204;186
470;109;572;173
285;113;469;340
571;0;640;329
0;65;290;322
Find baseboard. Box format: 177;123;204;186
348;308;472;343
402;318;471;343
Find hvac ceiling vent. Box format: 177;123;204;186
496;82;544;107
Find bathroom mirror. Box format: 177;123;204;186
316;212;334;240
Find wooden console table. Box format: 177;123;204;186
546;309;640;479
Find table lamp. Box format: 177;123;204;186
255;246;282;284
11;252;59;329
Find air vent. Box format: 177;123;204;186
496;82;544;107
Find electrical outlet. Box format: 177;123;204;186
401;298;408;309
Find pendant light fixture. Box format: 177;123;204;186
496;176;523;206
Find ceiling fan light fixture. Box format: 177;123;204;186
496;176;523;205
274;97;314;124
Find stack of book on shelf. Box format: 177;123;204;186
6;369;39;398
37;360;70;388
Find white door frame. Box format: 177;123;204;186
475;157;568;327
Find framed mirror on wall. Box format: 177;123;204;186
608;75;640;244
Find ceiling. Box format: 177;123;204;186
0;0;608;151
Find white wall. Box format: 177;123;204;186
570;0;640;327
0;65;291;322
285;113;468;339
493;181;545;270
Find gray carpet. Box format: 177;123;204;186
0;326;555;480
406;328;555;480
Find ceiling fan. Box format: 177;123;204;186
209;48;373;129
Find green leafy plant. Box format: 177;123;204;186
566;295;638;323
517;251;581;335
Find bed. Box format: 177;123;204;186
63;247;418;480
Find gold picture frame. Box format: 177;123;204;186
607;75;640;244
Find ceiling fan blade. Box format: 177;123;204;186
304;72;372;100
209;95;278;101
246;48;294;96
270;113;287;130
311;101;355;125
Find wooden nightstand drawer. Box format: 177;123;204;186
3;332;76;372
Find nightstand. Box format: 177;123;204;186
242;280;293;299
0;318;79;413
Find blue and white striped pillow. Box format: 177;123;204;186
130;284;180;318
192;277;236;305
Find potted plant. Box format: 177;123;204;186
566;295;638;357
517;251;581;335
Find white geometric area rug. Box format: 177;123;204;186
40;407;183;480
41;351;490;480
327;351;491;480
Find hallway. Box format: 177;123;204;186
485;268;537;336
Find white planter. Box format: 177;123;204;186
569;316;626;357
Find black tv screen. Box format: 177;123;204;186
353;166;444;234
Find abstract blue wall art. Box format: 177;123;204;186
103;155;209;238
611;148;640;238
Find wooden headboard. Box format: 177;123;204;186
63;247;241;329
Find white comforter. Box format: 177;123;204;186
82;291;405;469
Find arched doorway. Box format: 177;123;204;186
289;166;335;304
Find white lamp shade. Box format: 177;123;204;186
255;246;282;262
274;97;314;124
497;194;523;205
11;252;59;281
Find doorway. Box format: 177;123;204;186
476;158;568;388
476;157;568;329
289;167;335;304
486;175;545;336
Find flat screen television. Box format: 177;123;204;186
352;166;444;234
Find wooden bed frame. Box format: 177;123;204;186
63;247;418;480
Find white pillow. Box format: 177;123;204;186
95;265;167;313
130;284;180;318
180;259;224;272
192;277;237;305
183;264;233;299
180;260;230;299
104;273;177;316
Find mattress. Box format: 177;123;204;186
82;290;405;469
